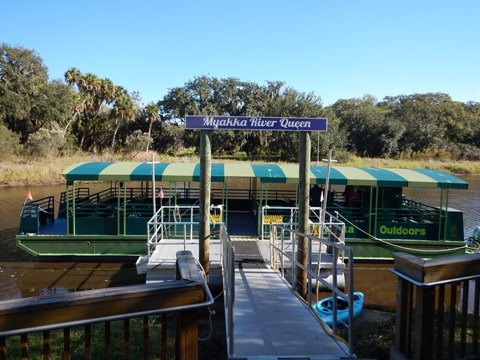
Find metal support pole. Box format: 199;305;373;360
295;131;311;296
200;130;212;279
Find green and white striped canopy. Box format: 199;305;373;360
63;162;468;189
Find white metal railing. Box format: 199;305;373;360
268;222;355;356
220;224;235;357
260;206;323;240
146;205;223;265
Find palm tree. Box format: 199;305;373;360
143;102;160;153
110;87;136;154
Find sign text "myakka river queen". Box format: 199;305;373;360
185;115;328;132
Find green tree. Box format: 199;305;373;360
332;96;404;157
64;68;118;152
142;102;160;153
0;44;71;142
110;87;137;154
382;93;448;154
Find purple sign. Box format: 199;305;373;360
185;115;328;132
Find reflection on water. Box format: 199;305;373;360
0;184;144;300
0;176;478;307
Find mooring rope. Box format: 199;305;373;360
335;212;467;254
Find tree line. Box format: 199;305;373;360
2;43;480;162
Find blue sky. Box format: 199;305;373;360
2;0;479;106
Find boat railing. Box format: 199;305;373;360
390;252;480;360
59;187;90;204
74;203;117;218
19;196;55;234
269;223;355;356
403;198;443;211
220;224;235;357
146;205;224;264
260;206;323;240
376;206;440;223
0;251;213;359
59;188;90;218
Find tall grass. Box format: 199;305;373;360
1;152;479;187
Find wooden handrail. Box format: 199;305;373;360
391;252;480;360
0;251;212;359
394;252;480;284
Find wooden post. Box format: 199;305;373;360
176;309;198;360
414;286;435;360
394;277;413;357
199;130;212;280
295;131;311;296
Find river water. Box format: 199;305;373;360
0;176;479;309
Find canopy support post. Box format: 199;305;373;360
199;130;212;279
295;131;311;297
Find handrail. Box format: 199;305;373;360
0;251;213;359
220;224;235;357
260;205;326;240
269;223;355;356
390;252;480;360
146;205;224;265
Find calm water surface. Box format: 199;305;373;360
0;176;479;309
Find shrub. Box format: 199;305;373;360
124;130;151;155
26;127;65;158
0;124;22;157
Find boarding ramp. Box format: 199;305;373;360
136;205;223;278
222;221;356;359
262;207;347;289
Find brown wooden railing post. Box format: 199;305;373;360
413;285;435;359
20;333;28;359
176;309;198;360
0;337;5;360
143;316;149;360
395;277;413;357
104;321;111;360
391;252;480;360
161;314;168;360
84;324;91;360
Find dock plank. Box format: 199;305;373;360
233;263;349;359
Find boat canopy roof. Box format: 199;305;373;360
63;162;468;189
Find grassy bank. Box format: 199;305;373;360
1;153;479;187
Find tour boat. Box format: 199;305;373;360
16;161;469;260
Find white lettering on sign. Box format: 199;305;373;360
203;117;248;128
280;118;311;129
250;118;277;127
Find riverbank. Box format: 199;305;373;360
1;153;480;187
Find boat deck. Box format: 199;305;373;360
39;218;67;235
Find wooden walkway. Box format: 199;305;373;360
232;262;350;359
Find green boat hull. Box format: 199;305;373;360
16;234;467;260
16;235;147;257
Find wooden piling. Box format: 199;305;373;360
295;131;311;296
199;130;212;280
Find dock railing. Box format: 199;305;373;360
269;220;355;356
220;224;236;357
390;252;480;360
0;251;214;360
